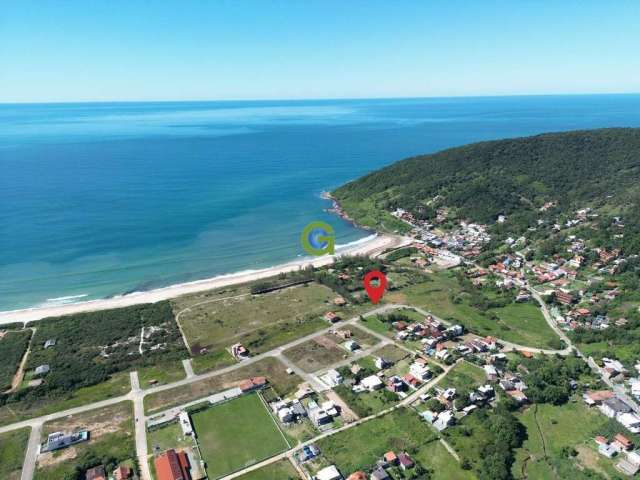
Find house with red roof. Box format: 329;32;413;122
154;449;191;480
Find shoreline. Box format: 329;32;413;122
0;232;410;325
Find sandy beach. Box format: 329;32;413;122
0;233;411;325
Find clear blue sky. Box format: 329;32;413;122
1;0;638;103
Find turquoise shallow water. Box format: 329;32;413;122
1;95;640;310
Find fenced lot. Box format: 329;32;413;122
191;393;290;479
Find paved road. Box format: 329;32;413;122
182;359;195;378
130;372;152;480
20;422;42;480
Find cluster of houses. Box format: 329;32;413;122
594;434;640;476
83;465;134;480
584;386;640;434
315;450;416;480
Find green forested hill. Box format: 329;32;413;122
333;128;640;239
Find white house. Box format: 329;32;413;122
617;412;640;433
317;465;343;480
344;340;360;352
361;375;384;391
178;411;193;436
409;363;431;381
322;369;343;387
433;410;454;431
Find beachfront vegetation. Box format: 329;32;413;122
191;393;290;479
0;329;32;391
0;302;185;424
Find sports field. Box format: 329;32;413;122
192;393;290;479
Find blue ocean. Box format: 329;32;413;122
1;95;640;311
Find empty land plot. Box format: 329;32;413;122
176;283;339;356
144;357;302;413
282;335;347;373
35;401;136;480
235;458;300;480
439;361;486;392
192;393;290;479
0;428;30;480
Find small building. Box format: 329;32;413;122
113;465;133;480
361;375;383;391
370;467;391;480
35;364;50;376
238;376;267;393
347;472;367;480
599;443;617;458
613;433;634;452
484;365;498;381
398;452;415;470
344;340;360;352
383;451;398;465
44;339;56;348
324;312;340;323
178;411;193;436
323;369;343;387
375;357;389;370
317;465;343;480
334;296;347;306
231;343;249;360
600;398;632;418
583;390;615;406
86;466;107;480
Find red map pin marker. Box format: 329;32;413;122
363;270;387;304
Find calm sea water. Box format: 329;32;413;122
1;95;640;311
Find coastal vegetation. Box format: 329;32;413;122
0;302;185;424
0;329;32;391
333;129;640;250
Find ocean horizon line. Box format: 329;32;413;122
2;91;640;107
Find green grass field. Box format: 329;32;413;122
137;362;185;389
192;393;290;479
315;407;439;474
235;459;300;480
512;400;616;480
386;270;560;348
440;361;486;392
0;428;29;480
147;422;195;454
